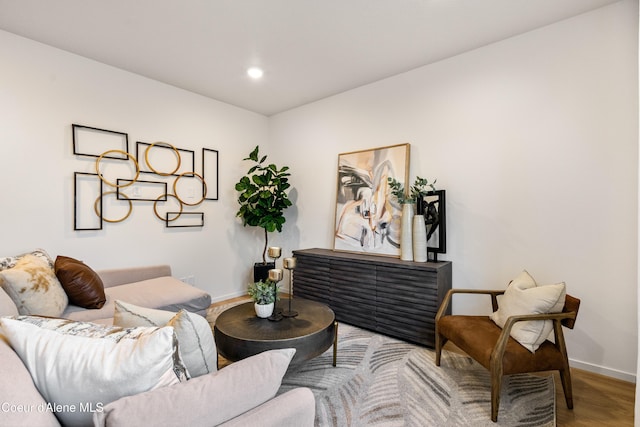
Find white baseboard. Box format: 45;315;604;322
210;291;247;303
570;358;636;383
211;291;290;304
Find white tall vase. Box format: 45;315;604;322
400;203;414;261
412;214;428;262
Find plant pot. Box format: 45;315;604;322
254;302;274;318
253;262;275;282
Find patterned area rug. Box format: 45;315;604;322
207;302;555;427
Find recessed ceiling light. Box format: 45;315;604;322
247;67;264;79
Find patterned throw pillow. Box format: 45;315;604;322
0;248;55;271
0;316;188;427
114;300;217;377
0;254;68;317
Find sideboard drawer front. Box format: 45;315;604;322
292;248;451;348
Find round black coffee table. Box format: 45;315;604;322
214;298;337;365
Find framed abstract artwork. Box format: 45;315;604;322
333;143;410;256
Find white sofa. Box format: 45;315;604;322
0;327;315;427
0;258;315;427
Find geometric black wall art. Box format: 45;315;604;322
72;123;218;230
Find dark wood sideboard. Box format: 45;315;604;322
291;248;452;348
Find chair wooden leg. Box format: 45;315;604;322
559;365;574;409
435;333;447;366
555;323;574;409
491;371;501;422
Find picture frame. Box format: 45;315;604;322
72;124;129;159
202;148;219;200
165;212;204;228
135;141;195;177
116;179;168;202
333;143;410;256
420;190;446;260
73;172;103;231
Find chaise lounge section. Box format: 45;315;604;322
61;264;213;324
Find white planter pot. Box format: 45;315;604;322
412;214;428;262
400;203;414;261
254;302;274;318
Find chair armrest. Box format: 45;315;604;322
435;289;506;322
490;311;579;370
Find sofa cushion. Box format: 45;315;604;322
0;254;68;317
0;316;188;427
489;270;566;352
54;255;106;309
94;348;296;427
219;387;316;427
98;264;172;288
62;276;212;322
0;335;61;427
114;300;217;376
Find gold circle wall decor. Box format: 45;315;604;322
95;150;140;188
145;142;182;176
153;194;183;222
173;172;207;206
94;191;133;223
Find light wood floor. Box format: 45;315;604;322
211;298;635;425
552;367;635;426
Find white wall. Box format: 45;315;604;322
0;30;270;302
270;0;638;381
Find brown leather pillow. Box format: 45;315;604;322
54;256;106;309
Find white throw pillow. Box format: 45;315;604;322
114;300;217;377
94;348;296;427
0;316;188;427
489;270;566;352
0;254;68;317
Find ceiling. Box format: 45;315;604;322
0;0;621;116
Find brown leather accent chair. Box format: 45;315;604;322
435;289;580;422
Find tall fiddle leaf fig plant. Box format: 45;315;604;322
235;145;292;263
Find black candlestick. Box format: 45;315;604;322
282;257;298;318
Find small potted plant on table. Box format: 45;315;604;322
248;280;280;318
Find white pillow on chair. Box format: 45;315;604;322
489;270;566;352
